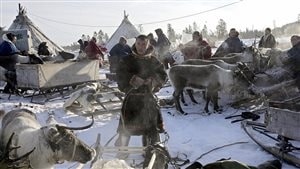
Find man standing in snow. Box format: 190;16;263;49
155;28;172;69
114;35;167;153
182;31;212;60
214;28;244;57
258;27;276;48
109;36;132;73
147;33;157;47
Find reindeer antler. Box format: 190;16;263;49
0;133;35;168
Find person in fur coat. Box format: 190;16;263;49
114;35;167;153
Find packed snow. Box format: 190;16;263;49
0;67;297;169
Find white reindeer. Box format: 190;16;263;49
0;109;95;169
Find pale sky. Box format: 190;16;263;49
1;0;299;46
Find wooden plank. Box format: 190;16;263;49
101;146;145;153
82;108;121;117
266;108;300;140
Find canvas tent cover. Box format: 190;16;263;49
8;4;64;55
105;14;140;51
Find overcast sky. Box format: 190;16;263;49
1;0;299;46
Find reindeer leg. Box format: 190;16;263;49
202;90;206;100
173;90;188;115
186;89;198;104
212;91;223;113
180;90;187;106
204;90;211;114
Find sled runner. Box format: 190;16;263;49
242;118;300;167
242;98;300;167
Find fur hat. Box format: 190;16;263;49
155;28;163;34
265;27;271;32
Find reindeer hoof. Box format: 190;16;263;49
167;111;175;116
214;108;223;114
202;111;211;116
203;110;211;115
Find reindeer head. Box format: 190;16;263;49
232;62;257;97
240;46;256;63
44;117;95;164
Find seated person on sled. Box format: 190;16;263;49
181;31;212;60
213;28;245;57
0;33;43;93
282;35;300;90
114;34;167;151
109;36;132;73
85;37;104;67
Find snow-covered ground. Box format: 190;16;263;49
0;71;298;169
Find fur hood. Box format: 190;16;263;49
131;44;155;59
2;34;14;44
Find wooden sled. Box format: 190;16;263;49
242;120;300;167
66;81;124;117
90;134;169;169
14;60;100;104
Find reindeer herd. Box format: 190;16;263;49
169;46;293;115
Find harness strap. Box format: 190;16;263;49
70;138;77;161
237;67;254;86
54;133;77;162
54;135;64;144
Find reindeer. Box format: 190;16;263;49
168;64;254;115
0;109;95;169
210;46;258;64
179;59;238;105
182;59;237;70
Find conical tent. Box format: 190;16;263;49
105;13;140;51
8;4;64;55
